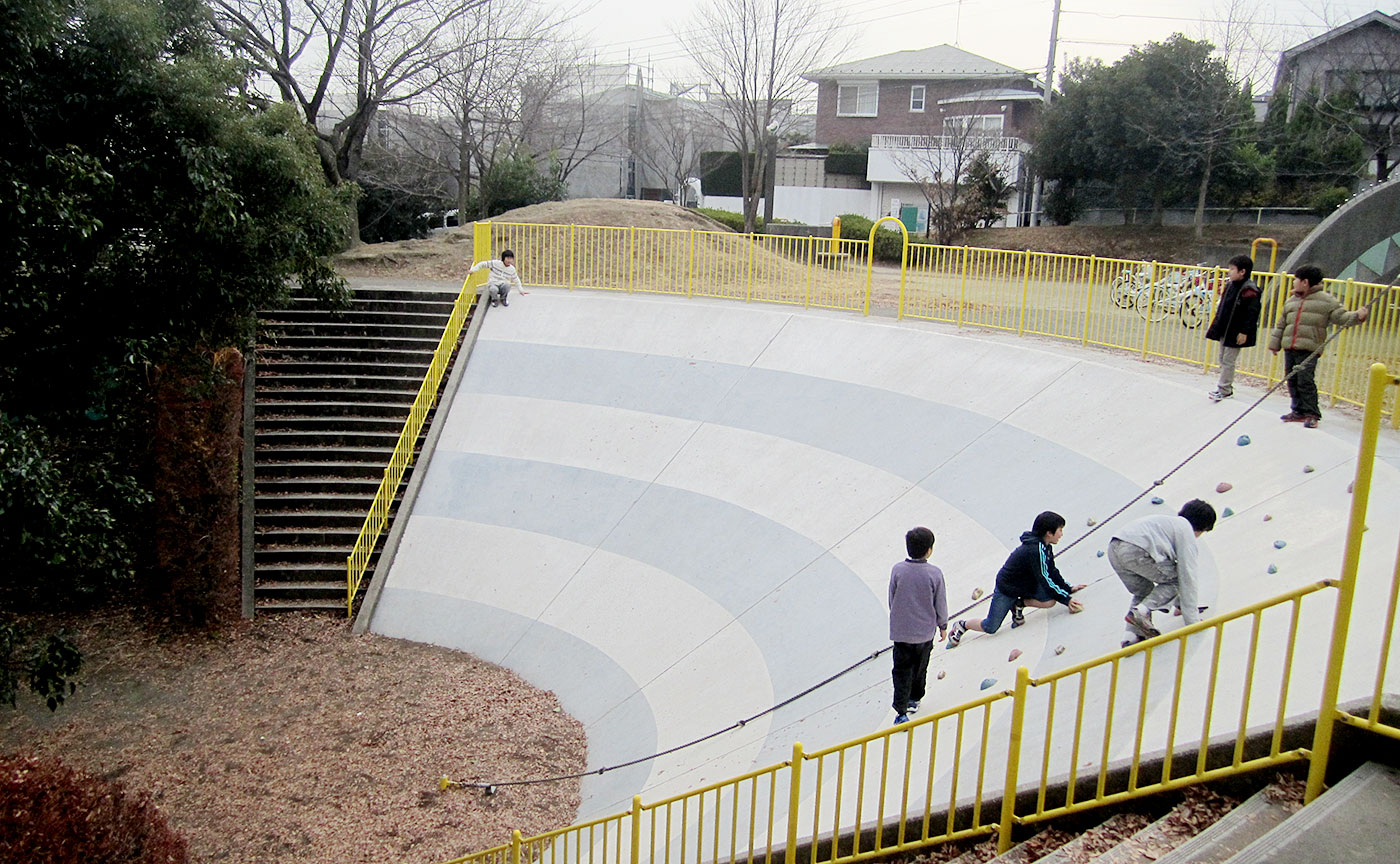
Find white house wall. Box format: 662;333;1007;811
703;187;878;225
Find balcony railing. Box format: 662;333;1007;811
871;133;1023;152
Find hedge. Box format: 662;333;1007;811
836;213;907;263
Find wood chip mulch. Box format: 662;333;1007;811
0;611;586;864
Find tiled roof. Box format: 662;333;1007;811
804;44;1027;81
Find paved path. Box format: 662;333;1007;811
367;287;1400;828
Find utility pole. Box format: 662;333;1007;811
1029;0;1061;227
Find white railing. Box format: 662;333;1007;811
871;133;1024;153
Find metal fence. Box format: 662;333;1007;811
484;220;1399;419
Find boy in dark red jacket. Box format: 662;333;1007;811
1205;254;1262;402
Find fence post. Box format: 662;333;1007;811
631;795;643;864
747;232;755;303
998;667;1030;853
1018;249;1032;335
511;829;522;864
628;226;636;294
1305;362;1392;802
569;224;576;290
958;246;969;328
475;220;492;268
1328;279;1356;407
1081;255;1097;347
785;742;804;864
688;229;696;297
1140;261;1158;360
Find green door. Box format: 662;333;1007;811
900;204;919;233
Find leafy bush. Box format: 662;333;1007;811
697;208;762;233
824;151;869;177
1043;182;1083;225
836;214;906;263
1310;186;1351;217
479;151;567;217
0;754;188;863
357;182;440;243
699;152;744;197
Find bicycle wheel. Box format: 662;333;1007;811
1180;291;1209;329
1135;285;1170;322
1110;273;1138;308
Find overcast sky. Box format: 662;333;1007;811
557;0;1389;93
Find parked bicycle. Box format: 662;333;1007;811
1127;265;1220;328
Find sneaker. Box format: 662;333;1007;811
1010;599;1026;629
907;700;920;714
1124;605;1160;638
501;299;509;306
1121;634;1147;649
1303;416;1319;428
1280;412;1305;422
1207;389;1232;402
894;714;911;725
946;619;968;648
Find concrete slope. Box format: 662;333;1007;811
368;290;1400;824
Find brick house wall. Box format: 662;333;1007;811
813;78;1039;146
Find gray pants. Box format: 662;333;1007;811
488;282;511;304
1109;539;1179;629
1215;344;1241;394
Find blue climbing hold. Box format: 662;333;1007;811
1237;435;1251;446
1267;564;1279;574
1222;507;1235;518
1096;550;1105;558
1150;496;1164;505
1273;540;1287;549
979;678;997;691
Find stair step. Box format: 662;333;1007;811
1223;764;1398;864
257;390;416;406
255;429;405;446
255;402;412;419
255;598;350;613
255;545;359;564
255;445;400;461
255;462;391;479
258;346;437;364
1035;813;1152;864
257;361;429;378
254;580;348;596
254;374;423;390
257;526;364;544
261;309;450;326
260;334;442;350
1084;791;1236;864
1153;784;1297;864
260;322;449;339
256;511;373;529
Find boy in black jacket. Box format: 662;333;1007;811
1205;254;1262;402
947;512;1085;648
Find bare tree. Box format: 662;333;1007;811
210;0;488;237
892;105;1020;244
638;94;720;205
681;0;849;232
1311;31;1400;182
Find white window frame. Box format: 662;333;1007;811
909;85;926;113
836;82;879;117
945;113;1005;135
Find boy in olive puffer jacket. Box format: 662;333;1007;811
1267;264;1370;428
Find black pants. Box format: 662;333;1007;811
1284;349;1320;418
891;640;933;714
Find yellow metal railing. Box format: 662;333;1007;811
445;364;1398;864
481;221;1398;417
345;255;485;616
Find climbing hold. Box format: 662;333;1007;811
1263;514;1273;522
1216;482;1233;493
1347;481;1355;493
937;670;946;680
1150;496;1164;505
1267;564;1279;574
1055;645;1066;655
1303;465;1316;474
979;678;997;691
1008;649;1022;662
1273;540;1287;549
1086;517;1098;527
971;587;984;601
1237;435;1251;446
1222;507;1235;518
1096;550;1105;558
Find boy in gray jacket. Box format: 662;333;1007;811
888;527;948;725
1110;499;1216;647
469;249;524;307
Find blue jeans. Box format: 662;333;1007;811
980;584;1058;633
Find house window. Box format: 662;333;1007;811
945;114;1005;135
910;85;926;112
837;82;878;117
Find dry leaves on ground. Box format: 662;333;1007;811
0;611;586;864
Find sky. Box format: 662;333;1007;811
555;0;1392;94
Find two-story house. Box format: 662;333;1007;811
1273;10;1400;182
799;44;1045;232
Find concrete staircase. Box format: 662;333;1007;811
251;287;466;614
910;763;1399;864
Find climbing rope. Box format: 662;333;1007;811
441;286;1394;793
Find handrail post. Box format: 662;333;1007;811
865;216;909;316
569;223;576;290
688;229;696;297
475;220;492;266
511;829;522;864
998;667;1030;853
1305;362;1392;802
1018;249;1032;335
628;226;636;294
1328;279;1355;407
1140;261;1158;359
785;742;804;864
958;246;969;328
630;795;643;864
1081;255;1097;346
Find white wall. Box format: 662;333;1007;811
703;186;877;225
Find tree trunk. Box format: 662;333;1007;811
1378;149;1392;183
1193;148;1214;240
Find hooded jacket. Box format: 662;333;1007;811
993;532;1073;606
1266;285;1364;354
1205;277;1261;348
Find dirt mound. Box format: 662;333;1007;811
336;200;731;280
491;199;731;231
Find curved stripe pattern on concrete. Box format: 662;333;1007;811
370;290;1400;823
